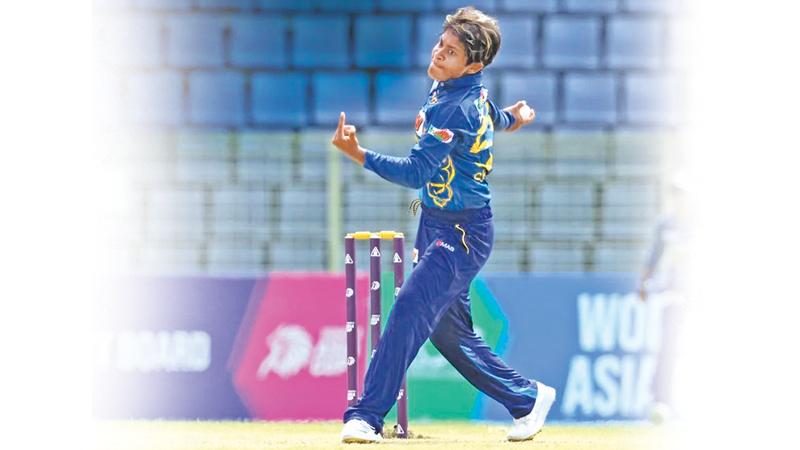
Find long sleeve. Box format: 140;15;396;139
488;100;516;130
363;104;463;189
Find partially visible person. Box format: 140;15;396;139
638;171;693;422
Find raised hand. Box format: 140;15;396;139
503;100;536;132
331;112;364;165
331;111;366;165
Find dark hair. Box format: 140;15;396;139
443;7;502;67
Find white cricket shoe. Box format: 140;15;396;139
507;381;557;442
340;419;382;444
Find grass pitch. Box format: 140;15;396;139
94;420;678;449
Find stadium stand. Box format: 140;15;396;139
377;0;436;12
229;16;288;68
127;71;184;126
98;2;680;274
292;16;350;69
498;0;557;12
188;71;246;126
375;72;431;125
499;73;557;126
355;15;413;68
563;73;618;124
490;16;537;69
564;0;618;12
256;0;313;11
165;15;226;68
607;16;663;69
251;72;309;126
542;16;601;69
624;73;681;126
312;72;371;126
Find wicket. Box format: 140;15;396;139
345;230;409;438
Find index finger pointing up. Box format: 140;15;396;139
337;112;346;137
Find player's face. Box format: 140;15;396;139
427;29;481;82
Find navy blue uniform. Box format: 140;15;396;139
344;72;540;432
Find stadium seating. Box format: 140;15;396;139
375;72;430;125
480;240;525;273
377;0;435;12
542;16;601;69
98;2;680;274
251;73;309;126
498;0;557;12
277;184;327;237
416;15;443;67
563;74;617;124
550;131;609;180
206;238;266;274
95;15;162;68
564;0;618;12
188;71;246;126
236;132;296;183
175;131;231;184
317;0;375;12
491;17;537;69
197;0;254;9
491;133;550;185
292;16;350;69
127;71;184;125
528;242;586;272
210;187;273;238
145;188;206;242
624;73;680;126
441;0;496;11
536;183;596;241
229;16;288;68
297;136;329;182
165;15;226;68
256;0;313;11
355;15;413;68
611;130;664;178
592;242;646;272
625;0;682;13
499;73;557;125
311;72;370;125
607;16;663;69
489;184;532;239
600;181;659;240
269;239;326;270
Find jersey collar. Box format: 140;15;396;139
437;71;483;91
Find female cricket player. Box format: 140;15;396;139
331;7;555;443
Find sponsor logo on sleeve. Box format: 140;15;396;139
427;125;454;144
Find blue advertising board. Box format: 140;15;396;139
480;274;666;421
93;277;255;419
94;273;669;422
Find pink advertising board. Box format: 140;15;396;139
231;272;368;420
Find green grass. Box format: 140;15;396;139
94;420;678;449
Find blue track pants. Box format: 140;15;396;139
343;205;539;432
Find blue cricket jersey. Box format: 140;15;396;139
363;72;515;211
